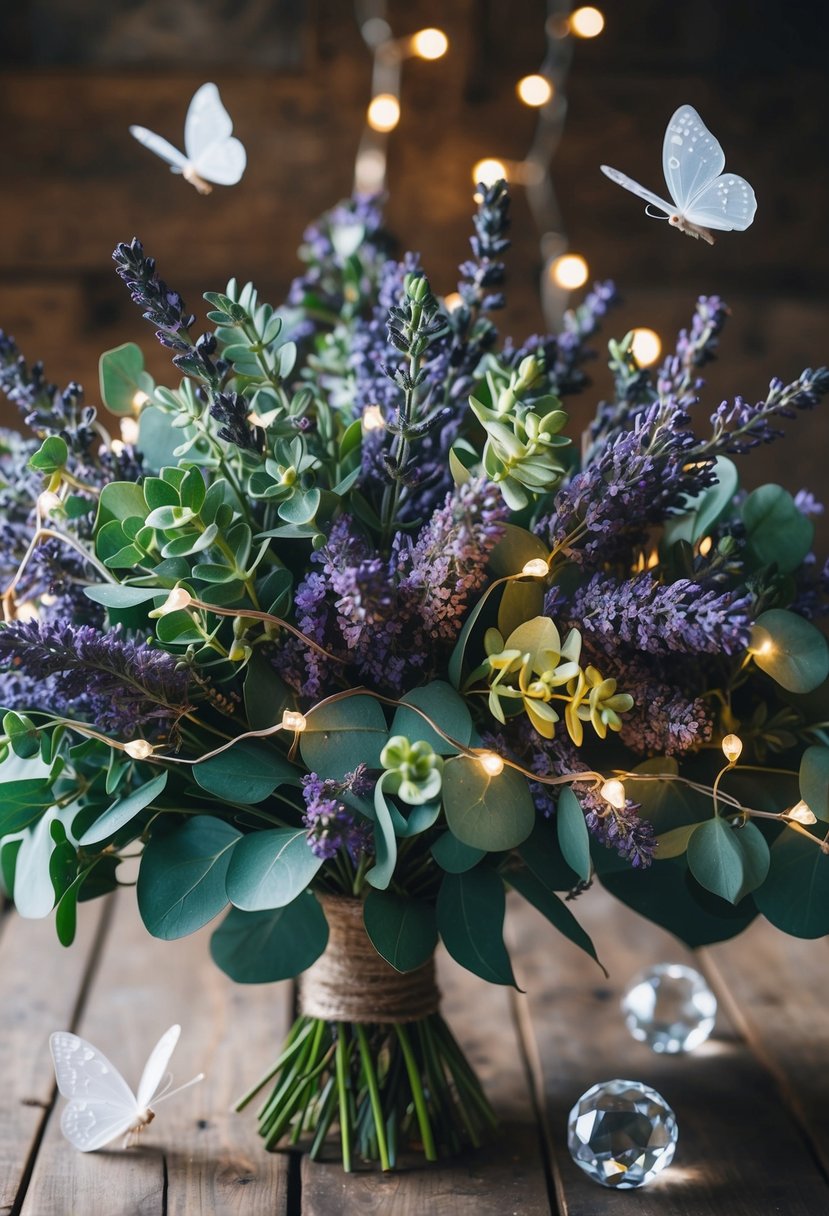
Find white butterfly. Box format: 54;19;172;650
130;82;246;195
49;1024;204;1152
601;104;757;245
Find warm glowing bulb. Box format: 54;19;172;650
37;491;62;517
443;292;463;312
15;601;40;623
570;6;605;37
472;158;508;187
120;417;140;445
362;405;386;431
550;254;589;290
516;74;553;107
411;27;448;59
600;779;626;810
522;558;550;577
110;438;126;456
478;751;504;777
721;734;743;764
132;390;150;409
282;709;307;733
786;800;817;826
698;535;713;557
367;94;400;133
124;739;154;760
631;328;662;367
157;587;193;616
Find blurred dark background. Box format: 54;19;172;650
1;0;828;538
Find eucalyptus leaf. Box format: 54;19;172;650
194;740;297;804
98;342;152;414
210;893;328;982
138;816;241;939
751;609;829;694
225;828;323;911
431;831;485;874
363;890;438;972
742;484;814;574
506;864;605;974
556;787;591;882
437;868;516;987
301;695;388;779
442;756;534;851
755;830;829;938
799;745;829;821
80;772;168;845
365;777;397;891
686;817;769;904
390;682;472;756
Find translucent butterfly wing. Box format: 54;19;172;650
50;1032;139;1152
129;125;188;172
683;174;757;231
600;165;674;216
136;1024;181;1109
662;105;725;212
184;82;246;185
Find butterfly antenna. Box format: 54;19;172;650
153;1073;205;1107
644;204;668;220
153;1072;174;1100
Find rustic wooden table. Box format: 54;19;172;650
2;887;827;1215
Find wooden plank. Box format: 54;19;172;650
510;887;829;1214
20;892;292;1216
300;937;551;1215
703;920;829;1177
0;900;107;1214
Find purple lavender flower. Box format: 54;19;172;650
112;238;195;353
301;766;374;862
567;572;752;658
706;367;829;456
0;620;192;737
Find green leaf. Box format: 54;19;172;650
138;405;192;472
742;484;814;574
225;828;323;911
99;342;152;414
599;858;757;947
654;822;700;860
799;745;829;822
244;651;292;730
431;831;485;874
12;806;76;918
751;609;829;694
437;868;516;986
278;489;321;525
363;890;438;972
687;818;770;904
3;711;40;759
556;787;591;882
442;756;534;851
84;585;163;610
506;865;605;974
210;893;328;983
390;682;473;756
301;695;388;779
193;740;297;804
488;524;549;577
365;776;397;891
28;435;68;475
664;456;739;545
138;816;241;939
755;830;829;938
518;820;579;890
497;579;544;640
97;481;148;527
80;772;168;845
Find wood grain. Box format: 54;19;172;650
0;899;107;1213
19;892;292;1216
509;888;829;1215
300;942;551;1215
704;921;829;1178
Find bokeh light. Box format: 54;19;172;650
411;28;449;60
570;6;605;37
472;158;508;187
631;327;662;366
367;94;400;132
550;253;589;290
516;74;553;107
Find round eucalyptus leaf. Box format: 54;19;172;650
210;893;328;983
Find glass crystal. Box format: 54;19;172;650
568;1079;678;1188
622;963;717;1054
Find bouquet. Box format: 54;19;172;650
1;181;829;1171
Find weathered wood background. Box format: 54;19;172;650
1;0;828;543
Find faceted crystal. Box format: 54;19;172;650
622;963;717;1054
567;1079;678;1188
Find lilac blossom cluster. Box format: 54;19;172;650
301;766;375;862
0;620;192;737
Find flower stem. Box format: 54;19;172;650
335;1023;353;1172
394;1022;437;1161
354;1024;391;1171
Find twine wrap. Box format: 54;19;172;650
299;894;440;1023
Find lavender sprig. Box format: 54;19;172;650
0;620;192;737
704;367;829;455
